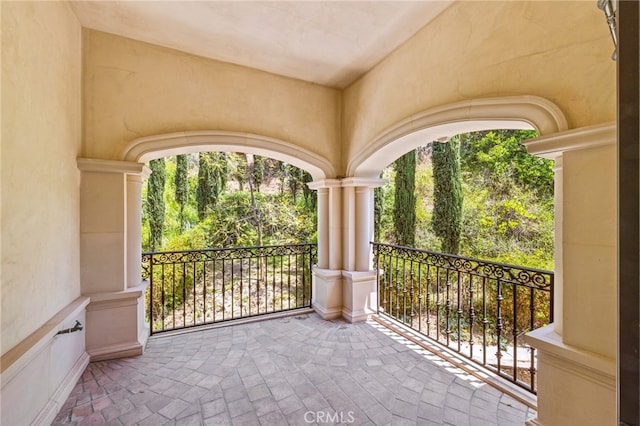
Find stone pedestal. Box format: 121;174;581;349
312;267;343;320
85;283;149;361
525;326;615;426
341;271;377;323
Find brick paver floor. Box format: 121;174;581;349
53;313;536;425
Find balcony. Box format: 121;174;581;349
51;243;550;425
53;313;536;425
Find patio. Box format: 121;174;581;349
53;313;535;426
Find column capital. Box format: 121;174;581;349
307;178;342;190
77;158;151;177
340;177;385;188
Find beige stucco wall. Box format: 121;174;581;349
342;0;616;172
82;29;341;170
1;2;82;355
563;144;617;358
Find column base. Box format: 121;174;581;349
341;270;376;323
524;325;615;426
85;282;150;361
312;267;343;320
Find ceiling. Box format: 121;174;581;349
70;1;454;88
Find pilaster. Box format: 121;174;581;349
522;123;616;425
77;158;150;360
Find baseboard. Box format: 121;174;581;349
342;308;371;323
0;297;90;426
312;302;342;320
31;351;89;426
88;341;144;362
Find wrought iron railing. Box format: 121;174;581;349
372;242;553;394
142;243;316;334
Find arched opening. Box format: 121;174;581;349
121;130;336;180
121;131;332;334
351;96;567;394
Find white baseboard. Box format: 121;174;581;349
0;297;90;426
31;351;89;426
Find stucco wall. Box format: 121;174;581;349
342;0;616;172
563;144;617;358
82;29;341;171
1;2;82;355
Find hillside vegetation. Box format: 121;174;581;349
142;130;553;270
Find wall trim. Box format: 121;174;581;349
0;297;90;426
347;95;569;178
521;122;616;159
88;341;144;362
119;130;336;180
77;158;150;176
1;296;90;378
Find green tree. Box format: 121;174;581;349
251;155;265;191
301;171;316;211
393;150;416;247
374;184;385;243
459;130;552;198
174;154;189;231
147;158;166;250
287;164;305;202
197;152;219;220
432;137;463;254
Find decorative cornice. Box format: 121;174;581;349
77;158;148;175
119;130;336;180
340;177;386;188
307;179;342;190
348;95;569;178
522;122;616;159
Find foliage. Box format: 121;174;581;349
432;136;463;254
174;154;189;231
376;129;554;271
196;152;228;220
251;155;265;190
459;129;553;198
147;158;166;251
393;150;417;247
143;152;317;253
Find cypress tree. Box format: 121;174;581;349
374;185;384;243
432;136;463;254
251;155;265;191
174;154;188;232
196;152;216;220
393;150;416;247
212;152;228;196
147;158;166;251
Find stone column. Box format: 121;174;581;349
308;179;343;319
553;157;563;335
77;159;150;361
315;186;329;269
341;178;384;322
126;169;150;288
